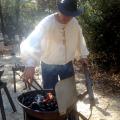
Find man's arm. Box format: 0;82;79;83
20;22;46;67
75;25;89;65
20;20;47;83
79;26;89;58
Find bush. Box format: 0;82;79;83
78;0;120;71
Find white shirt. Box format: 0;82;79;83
20;13;89;66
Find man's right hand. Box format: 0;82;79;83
22;67;35;84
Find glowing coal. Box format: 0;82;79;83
21;92;58;112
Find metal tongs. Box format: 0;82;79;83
82;63;95;108
20;73;43;91
25;78;43;90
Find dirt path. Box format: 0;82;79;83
0;55;120;120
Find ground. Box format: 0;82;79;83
0;55;120;120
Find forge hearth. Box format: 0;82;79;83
18;90;66;120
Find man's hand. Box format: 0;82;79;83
80;58;89;66
22;67;35;84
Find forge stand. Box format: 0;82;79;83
0;70;17;120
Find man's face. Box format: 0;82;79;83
59;12;73;24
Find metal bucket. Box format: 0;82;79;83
17;90;66;120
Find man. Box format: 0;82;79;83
20;0;89;89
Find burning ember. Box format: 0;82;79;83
21;92;58;112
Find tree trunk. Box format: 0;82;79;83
0;0;5;37
15;0;20;35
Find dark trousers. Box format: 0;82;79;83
41;61;74;89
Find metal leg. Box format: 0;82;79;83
68;112;79;120
13;70;16;92
4;85;17;112
23;110;26;120
67;106;80;120
77;112;88;120
33;79;42;89
26;113;32;120
28;83;31;90
0;90;6;120
23;82;27;90
67;108;88;120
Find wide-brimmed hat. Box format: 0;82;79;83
58;0;84;17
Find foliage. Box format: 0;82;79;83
78;0;120;70
0;0;57;39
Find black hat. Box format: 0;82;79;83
58;0;84;17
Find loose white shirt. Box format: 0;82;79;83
20;13;89;66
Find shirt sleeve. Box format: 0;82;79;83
20;21;47;67
75;25;89;60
